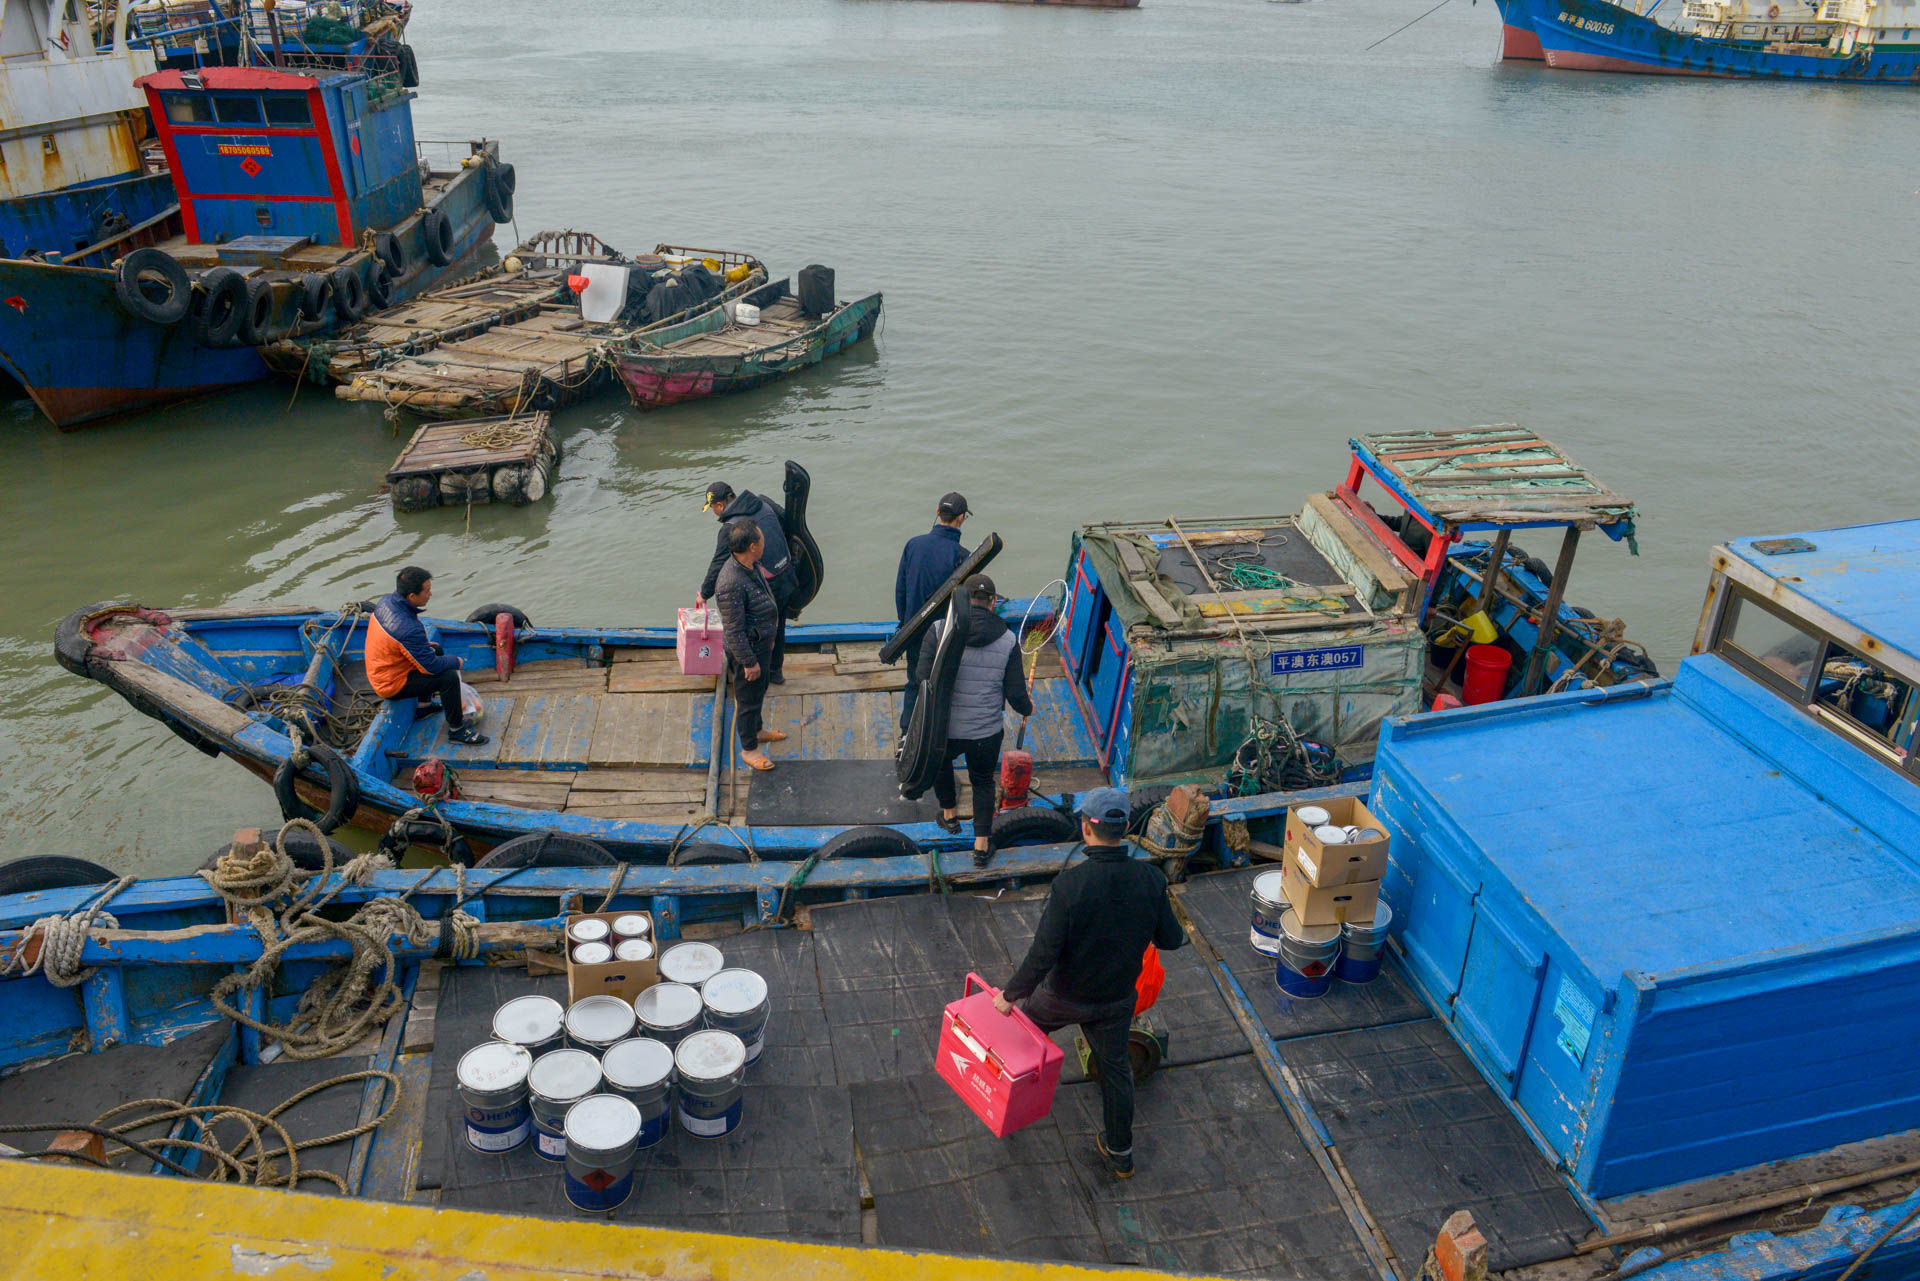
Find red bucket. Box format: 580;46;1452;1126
1462;644;1513;705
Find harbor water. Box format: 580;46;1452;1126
2;0;1915;872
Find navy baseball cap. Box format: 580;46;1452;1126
1078;786;1129;827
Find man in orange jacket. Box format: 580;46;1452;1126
366;566;488;746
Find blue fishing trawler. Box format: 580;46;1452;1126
0;19;506;428
2;524;1916;1279
51;428;1654;884
1491;0;1920;79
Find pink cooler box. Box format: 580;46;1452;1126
935;973;1064;1137
676;605;726;676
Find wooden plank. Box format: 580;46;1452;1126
562;797;706;819
608;668;721;694
587;693;695;767
608;647;683;664
799;690;897;761
1377;439;1547;464
568;767;706;795
779;652;839;674
1303;492;1414;594
1112;537;1184;627
499;694;599;767
759;669;906;696
414;695;512;764
454;780;573;809
832;642;884;665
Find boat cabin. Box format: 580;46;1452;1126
1057;426;1649;789
1369;518;1920;1200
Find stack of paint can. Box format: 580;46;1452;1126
611;912;653;962
568;916;613;965
1272;798;1395;995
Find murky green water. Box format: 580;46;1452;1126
3;0;1916;872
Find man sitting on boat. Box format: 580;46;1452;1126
366;566;489;747
697;481;796;685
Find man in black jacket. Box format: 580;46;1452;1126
894;491;970;731
994;787;1186;1178
697;480;797;683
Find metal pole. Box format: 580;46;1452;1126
1520;526;1580;697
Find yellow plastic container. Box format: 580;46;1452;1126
724;263;752;284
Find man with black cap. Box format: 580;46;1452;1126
993;786;1186;1179
893;491;971;732
697;480;796;684
914;571;1030;865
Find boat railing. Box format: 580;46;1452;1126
1814;0;1866;22
415;138;489;175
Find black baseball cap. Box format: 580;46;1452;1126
937;491;970;518
703;481;734;512
965;573;996;601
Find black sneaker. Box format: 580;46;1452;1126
414;699;442;718
1095;1135;1134;1179
936;814;963;835
448;726;490;746
972;846;993;869
768;671;786;685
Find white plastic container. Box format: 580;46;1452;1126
734;302;761;326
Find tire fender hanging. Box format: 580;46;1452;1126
273;741;359;833
422;208;455;267
113;248;191;326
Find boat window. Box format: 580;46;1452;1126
163;94;215;124
1814;642;1914;755
264;96;312;127
1716;590;1820;697
213;95;264;124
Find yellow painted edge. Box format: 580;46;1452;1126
0;1160;1228;1281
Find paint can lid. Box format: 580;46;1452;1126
675;1029;747;1080
1349;827;1387;844
573;942;613;965
1278;908;1342;945
564;1093;641;1148
528;1048;601;1102
658;941;725;987
1251;870;1287;901
633;982;703;1029
1312;824;1349;845
457;1040;531;1091
565;994;636;1044
601;1037;675;1090
567;917;610;944
1340;902;1393;937
701;968;769;1017
614;938;655;962
491;995;564;1047
1295;805;1331;827
611;914;651;939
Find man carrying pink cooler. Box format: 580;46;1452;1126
993;788;1187;1178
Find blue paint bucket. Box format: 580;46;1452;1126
456;1041;532;1154
674;1030;748;1139
1275;909;1342;1000
528;1048;602;1163
600;1037;675;1150
563;1094;642;1213
1336;902;1394;985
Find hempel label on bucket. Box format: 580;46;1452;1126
1271;645;1364;676
1553;976;1596;1065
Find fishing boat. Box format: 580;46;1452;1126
120;0;413;73
53;428;1653;882
327;244;768;417
3;528;1917;1280
608;278;882;410
0;34;505;428
1490;0;1920;79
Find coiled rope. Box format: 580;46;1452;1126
1;875;136;988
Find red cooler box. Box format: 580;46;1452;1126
935;973;1064;1137
676;604;726;676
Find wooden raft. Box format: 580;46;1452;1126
386;412;556;511
263;274;561;385
336;304;614;417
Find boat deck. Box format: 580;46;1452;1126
333;301;618;415
266;273;561;384
398;644;1104;827
644;295;814;357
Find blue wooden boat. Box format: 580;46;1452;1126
52;429;1656;870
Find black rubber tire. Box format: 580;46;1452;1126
675;842;753;867
422;208;454;267
375;230;410;279
483;161;515;224
332;265;368;322
476;832;614;867
188;267;247;347
212;826;354;873
1521;557;1553;587
366;262;394;311
54;600;124;679
238;275;284;345
1126;785;1176;836
397;42;420;88
465;603;532;630
300;272;335;322
0;856;118;894
114;248;191;326
815;825;921;860
990;805;1079;850
272;742;358;834
1571;605;1598;621
392;476;437;511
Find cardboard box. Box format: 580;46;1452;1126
1279;858;1380;927
1284;793;1390;887
564;911;659;1005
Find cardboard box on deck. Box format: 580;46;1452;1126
1279;858;1380;927
564;911;659;1005
1284;793;1390;887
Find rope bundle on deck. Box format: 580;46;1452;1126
0;875;136;988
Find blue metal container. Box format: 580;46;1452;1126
1335;902;1393;985
1274;909;1341;1000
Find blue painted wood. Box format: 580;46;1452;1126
158;1023;238;1176
240;982;266;1064
80;968;131;1050
650;894;679;941
754;886;781;926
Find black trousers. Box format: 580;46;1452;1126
769;572;795;677
932;731;1002;842
1021;985;1136;1156
396;667;465;729
732;661;771;751
897;635;924;732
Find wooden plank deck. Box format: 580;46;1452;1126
589;692;708;767
388;413;551;479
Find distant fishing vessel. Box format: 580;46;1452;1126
1493;0;1920;79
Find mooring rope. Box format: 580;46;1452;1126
1;875;137;988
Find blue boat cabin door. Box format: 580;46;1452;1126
1062;542;1130;776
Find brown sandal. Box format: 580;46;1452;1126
757;729;788;743
740;751;776;772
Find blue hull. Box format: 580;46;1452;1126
0;158;495;429
1530;0;1920;80
0;171;178;265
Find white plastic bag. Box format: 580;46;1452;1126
459;678;484;724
